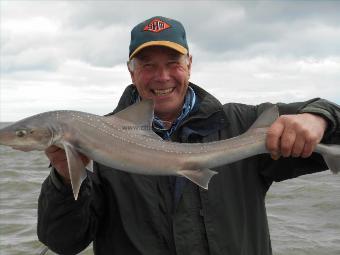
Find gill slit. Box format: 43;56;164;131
48;125;55;147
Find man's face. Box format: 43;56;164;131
129;46;192;121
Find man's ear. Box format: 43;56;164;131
187;54;193;78
127;61;136;84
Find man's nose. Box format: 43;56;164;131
154;66;170;81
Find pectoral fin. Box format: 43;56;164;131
179;169;218;189
316;144;340;174
63;143;87;200
323;154;340;174
86;160;94;172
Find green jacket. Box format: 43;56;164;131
38;83;340;255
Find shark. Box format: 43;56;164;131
0;100;339;200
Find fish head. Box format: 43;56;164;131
0;114;53;151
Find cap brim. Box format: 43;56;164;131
129;41;188;59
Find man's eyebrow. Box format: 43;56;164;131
135;56;150;62
168;53;182;59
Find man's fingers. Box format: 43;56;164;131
45;145;60;154
301;142;314;158
46;146;89;167
266;113;326;160
301;133;318;158
291;134;305;158
80;154;90;166
280;128;296;157
45;147;66;162
266;120;284;159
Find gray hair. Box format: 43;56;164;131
127;58;137;72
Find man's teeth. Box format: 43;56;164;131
153;88;174;96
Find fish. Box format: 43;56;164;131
0;100;339;200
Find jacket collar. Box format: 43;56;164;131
177;83;229;139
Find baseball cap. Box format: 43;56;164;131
129;16;189;59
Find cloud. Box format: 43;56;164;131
3;1;340;68
191;56;340;103
1;61;131;121
185;1;340;59
60;24;129;67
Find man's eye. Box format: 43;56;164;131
143;63;154;68
16;130;27;137
168;61;182;68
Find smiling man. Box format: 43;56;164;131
38;16;340;255
128;46;192;124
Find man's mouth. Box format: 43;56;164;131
152;88;175;96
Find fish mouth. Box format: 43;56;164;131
11;145;34;152
151;87;175;96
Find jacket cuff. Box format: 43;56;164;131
50;167;67;191
298;107;336;139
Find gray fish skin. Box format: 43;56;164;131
0;100;339;200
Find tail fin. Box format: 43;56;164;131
315;144;340;174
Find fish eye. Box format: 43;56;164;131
16;130;27;137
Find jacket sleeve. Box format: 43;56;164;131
257;98;340;185
37;166;105;255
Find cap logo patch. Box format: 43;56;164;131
143;18;170;33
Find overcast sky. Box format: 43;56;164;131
1;0;340;121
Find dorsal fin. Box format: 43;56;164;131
114;99;154;127
248;105;279;129
107;99;162;141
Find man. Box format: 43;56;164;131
38;16;340;255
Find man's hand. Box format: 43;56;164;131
266;113;328;160
45;145;90;184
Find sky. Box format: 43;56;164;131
1;0;340;121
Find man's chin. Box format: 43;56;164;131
154;103;180;118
